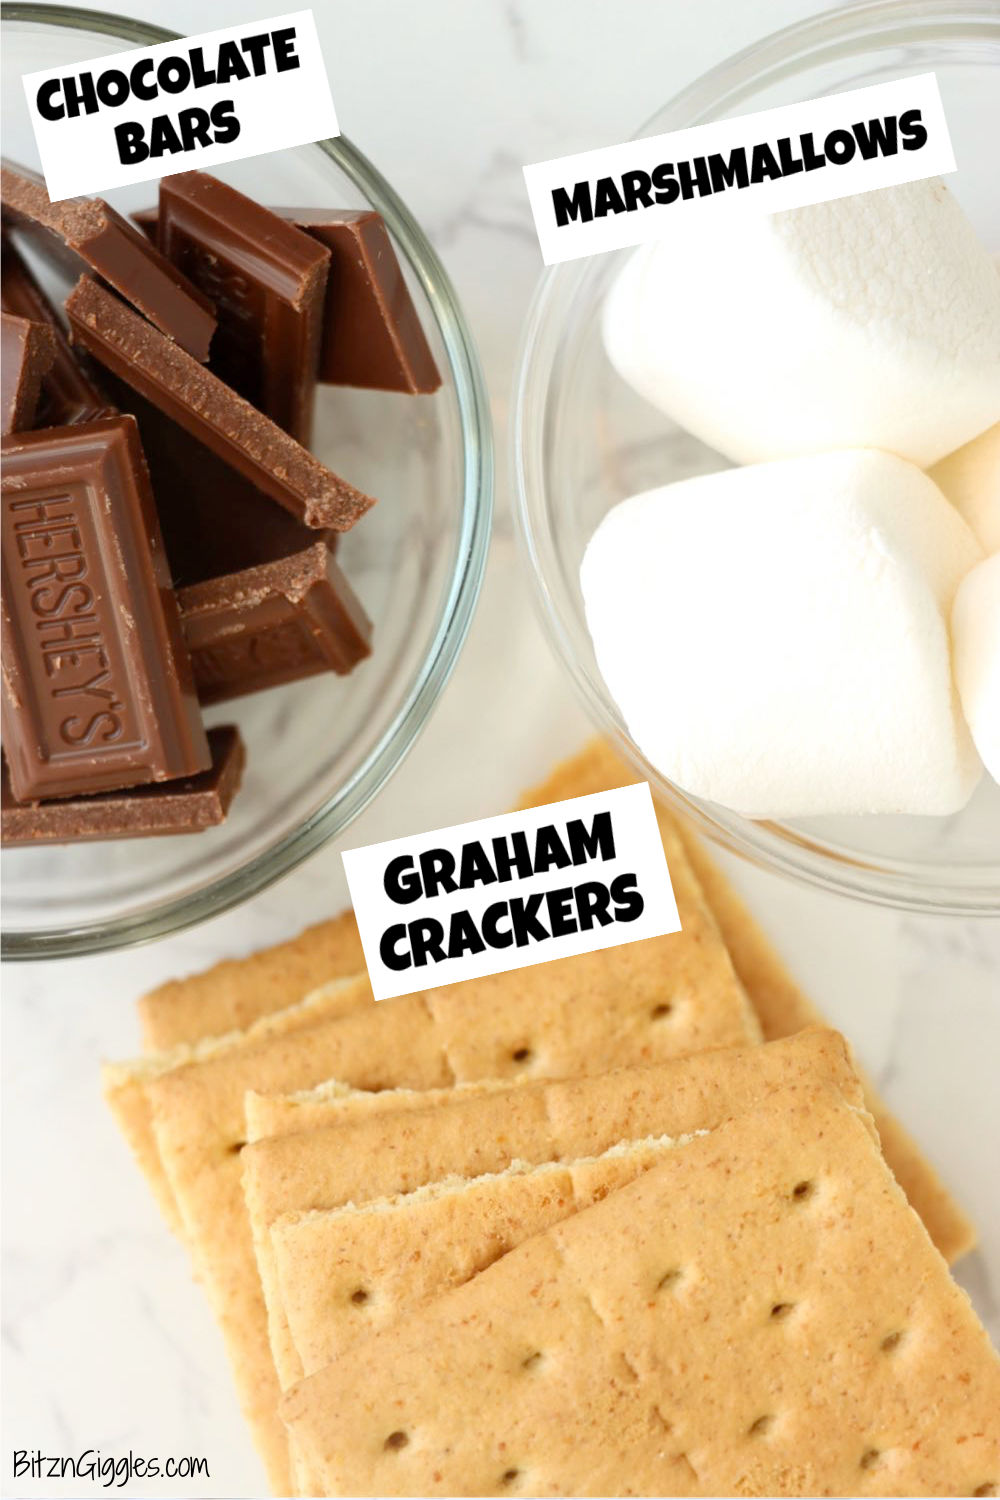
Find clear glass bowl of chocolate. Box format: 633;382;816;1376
513;0;1000;916
1;6;493;957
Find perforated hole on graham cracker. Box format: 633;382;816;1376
770;1301;796;1321
383;1430;409;1452
859;1448;884;1471
510;1047;533;1064
657;1268;684;1293
499;1467;521;1487
521;1351;544;1371
350;1288;369;1307
748;1415;775;1438
791;1178;815;1201
650;1003;673;1020
880;1329;906;1353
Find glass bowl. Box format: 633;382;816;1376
1;4;493;958
514;0;1000;917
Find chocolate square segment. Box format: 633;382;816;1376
1;312;56;434
157;172;330;442
282;208;441;393
1;726;244;845
180;541;371;704
1;416;209;801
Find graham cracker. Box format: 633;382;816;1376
521;739;976;1264
673;818;977;1266
102;976;372;1240
283;1086;1000;1498
297;1135;700;1498
147;874;755;1496
262;1030;862;1390
138;910;367;1050
285;1140;686;1495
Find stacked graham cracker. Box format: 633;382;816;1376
104;743;999;1497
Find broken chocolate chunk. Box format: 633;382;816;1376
285;207;441;392
157;172;329;441
1;234;113;424
2;725;244;844
1;161;216;360
1;312;56;434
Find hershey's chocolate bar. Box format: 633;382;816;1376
1;416;209;801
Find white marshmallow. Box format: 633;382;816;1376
580;449;983;818
603;179;1000;468
929;423;1000;555
952;552;1000;785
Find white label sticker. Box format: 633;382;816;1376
523;73;954;264
342;782;681;1001
22;11;339;201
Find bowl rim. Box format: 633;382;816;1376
511;0;1000;917
1;2;495;960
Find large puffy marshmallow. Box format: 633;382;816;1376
952;553;1000;785
929;423;1000;555
603;179;1000;468
581;450;983;818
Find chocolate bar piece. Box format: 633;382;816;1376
1;312;56;434
136;202;440;393
111;381;372;702
1;235;112;424
66;276;375;532
179;540;371;703
1;416;209;802
285;208;441;392
2;725;244;844
157;173;329;442
1;162;216;360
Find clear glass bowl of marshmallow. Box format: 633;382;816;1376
514;0;1000;915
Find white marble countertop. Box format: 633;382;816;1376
3;2;998;1495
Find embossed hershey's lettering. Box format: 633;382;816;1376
1;417;209;801
8;492;128;748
